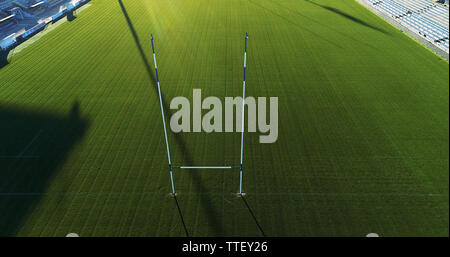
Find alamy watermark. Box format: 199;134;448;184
169;89;278;143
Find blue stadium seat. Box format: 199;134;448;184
0;36;16;51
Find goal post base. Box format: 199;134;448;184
236;192;246;198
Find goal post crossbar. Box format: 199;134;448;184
172;166;241;169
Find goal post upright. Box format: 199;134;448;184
151;34;176;196
239;32;249;195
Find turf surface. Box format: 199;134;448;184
0;0;448;236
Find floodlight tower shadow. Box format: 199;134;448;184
118;0;226;236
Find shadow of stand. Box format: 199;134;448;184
67;11;77;22
241;197;266;237
0;101;89;236
0;50;10;69
304;0;390;35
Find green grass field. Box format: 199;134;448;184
0;0;448;236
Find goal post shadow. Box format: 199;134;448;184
150;33;249;197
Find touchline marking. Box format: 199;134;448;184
172;166;240;169
0;192;445;197
0;155;39;159
0;129;43;160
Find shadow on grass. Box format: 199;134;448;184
67;11;77;22
304;0;389;35
173;195;189;237
241;197;266;237
262;0;380;50
0;50;10;69
247;0;343;50
117;0;227;236
0;102;89;236
117;0;157;85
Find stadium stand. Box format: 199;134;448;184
51;8;66;22
421;4;449;28
0;13;15;24
0;34;15;50
393;0;434;12
30;1;46;8
1;0;90;57
366;0;449;52
18;20;45;39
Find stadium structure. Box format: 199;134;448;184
0;0;89;62
0;0;448;238
359;0;449;59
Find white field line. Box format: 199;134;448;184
0;129;43;159
0;155;39;159
0;192;446;197
16;129;43;158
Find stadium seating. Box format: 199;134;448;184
29;1;46;9
394;0;434;12
374;0;409;17
51;8;66;22
66;1;79;12
19;21;45;39
367;0;449;51
0;35;16;50
0;13;15;23
421;4;449;28
1;0;90;52
0;0;29;10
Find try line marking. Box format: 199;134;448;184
0;155;40;159
0;129;43;159
0;192;445;197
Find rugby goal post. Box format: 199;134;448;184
150;33;249;196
